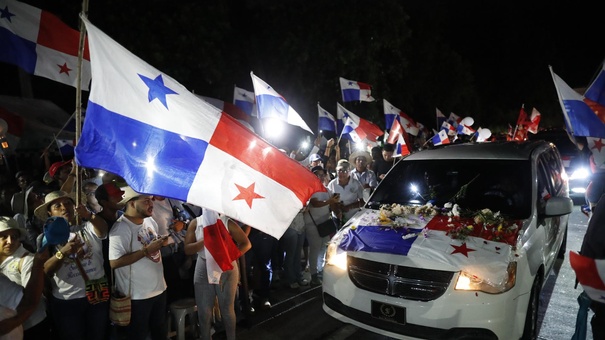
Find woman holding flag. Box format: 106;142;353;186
184;208;251;340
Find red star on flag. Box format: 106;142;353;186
233;182;264;208
592;138;605;152
58;62;72;75
450;243;475;257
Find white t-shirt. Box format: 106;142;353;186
50;222;106;300
108;216;167;300
327;177;364;221
0;273;24;340
0;245;46;329
303;191;332;226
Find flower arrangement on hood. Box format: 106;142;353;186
378;203;439;227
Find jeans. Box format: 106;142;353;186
193;258;239;340
114;291;167;340
49;296;108;340
280;228;305;284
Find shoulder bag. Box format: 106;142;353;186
308;211;337;238
109;233;133;326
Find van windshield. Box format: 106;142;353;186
369;159;532;219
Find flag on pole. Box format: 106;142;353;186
569;251;605;302
75;18;325;239
448;112;461;126
336;103;382;142
441;121;457;136
55;138;74;158
436;108;446;130
527;108;541;134
585;59;605;107
250;72;313;134
393;134;410;157
340;116;363;143
383;99;419;136
317;103;336;133
431;130;450;146
383;99;398;130
233;85;256;117
550;67;605;138
199;208;242;284
386;119;409;157
339;77;375;102
0;0;91;89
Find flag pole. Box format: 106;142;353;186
39;111;77;158
73;0;89;219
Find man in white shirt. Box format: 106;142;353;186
108;187;169;340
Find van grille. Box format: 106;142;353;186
347;256;454;301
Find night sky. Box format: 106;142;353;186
2;0;605;149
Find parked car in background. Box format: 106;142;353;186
322;141;573;340
528;128;591;200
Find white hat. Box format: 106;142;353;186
117;186;147;205
309;153;322;162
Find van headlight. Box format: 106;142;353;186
455;262;517;294
569;167;589;180
325;242;348;270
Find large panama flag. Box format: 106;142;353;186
75;18;326;239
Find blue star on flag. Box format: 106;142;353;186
0;6;16;22
138;74;178;109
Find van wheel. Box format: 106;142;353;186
521;275;541;340
557;229;567;259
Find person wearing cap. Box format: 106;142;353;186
0;216;50;339
304;166;341;286
349;150;378;191
327;160;364;223
34;191;109;340
372;143;396;182
47;160;73;190
12;181;52;252
108;186;169;340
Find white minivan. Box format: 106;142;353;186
322;141;572;340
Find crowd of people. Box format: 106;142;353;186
0;136;399;340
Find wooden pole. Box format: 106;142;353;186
74;0;89;220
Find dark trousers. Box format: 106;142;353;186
115;291;167;340
49;296;108;340
591;301;605;340
246;231;277;300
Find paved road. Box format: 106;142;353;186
230;205;593;340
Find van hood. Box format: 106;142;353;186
333;204;524;287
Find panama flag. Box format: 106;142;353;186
432;129;450;146
233;85;256;117
586;137;605;167
569;251;605;302
55;138;74;157
585;59;605;107
393;134;410;157
0;0;91;89
383;99;398;130
550;67;605;138
198;209;242;284
336;103;383;142
250;72;313;134
75;18;325;239
440;120;457;136
448;112;461;126
317;103;336;133
436;107;447;129
339;77;375;102
340;116;363;143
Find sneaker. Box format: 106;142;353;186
310;275;322;287
289;282;300;289
260;299;271;310
298;278;309;286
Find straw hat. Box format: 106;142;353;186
117;186;146;205
33;191;76;222
0;216;26;240
349;150;372;165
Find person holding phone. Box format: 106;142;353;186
108;186;169;340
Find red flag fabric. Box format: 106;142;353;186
569;251;605;302
201;209;242;273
